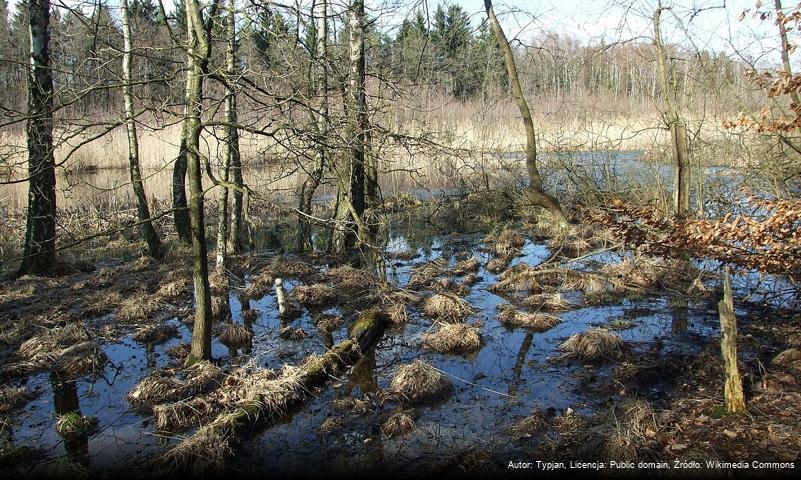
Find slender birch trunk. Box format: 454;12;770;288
19;0;56;276
121;0;162;258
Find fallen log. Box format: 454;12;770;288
156;309;388;474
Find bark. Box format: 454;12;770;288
483;0;567;224
159;310;388;474
19;0;56;276
653;6;690;217
297;0;328;252
718;267;745;414
775;0;801;105
225;0;243;255
121;0;162;258
173;20;194;244
184;0;219;366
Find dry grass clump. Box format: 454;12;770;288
127;361;223;406
422;294;476;323
508;410;549;440
279;326;306;340
491;228;525;259
549;234;592;258
0;387;29;413
167;343;191;360
599;256;667;293
211;295;230;321
56;412;98;437
155;278;190;301
208;272;230;296
290;284;337;307
497;306;560;332
485;257;510;274
242;308;259;322
463;273;479;285
382;410;416;438
407;259;447;290
432;278;471;297
133;323;178;344
17;323;91;358
422;323;482;354
602;399;659;460
218;324;253;348
117;293;163;322
559;328;628;363
387;249;419;261
489;264;542;293
244;271;274;299
9;324;107;379
268;257;318;279
389;360;453;404
54;341;108;378
452;257;480;275
522;292;571;312
315;314;344;334
319;417;344;433
322;265;377;295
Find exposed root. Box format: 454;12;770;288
218;324;253;348
559;328;628;363
422;294;475;323
422;323;482;354
382;410;416;438
522;292;571;311
389;360;453;404
497;305;559;332
127;362;224;406
291;284;336;307
133;323;178;344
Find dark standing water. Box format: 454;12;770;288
4;227;726;477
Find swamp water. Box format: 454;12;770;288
4;228;725;477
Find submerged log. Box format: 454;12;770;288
718;267;745;414
157;309;388;473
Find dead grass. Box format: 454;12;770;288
382;410;416;438
291;284;337;307
127;362;224;406
432;278;470;297
218;324;253;348
117;293;163;322
7;324;107;379
489;264;542;293
485;257;510;274
489;228;525;260
244;271;274;299
55;412;98;437
508;410;549;440
315;314;344;334
452;257;480;275
167;343;191;360
422;293;476;323
54;341;108;378
522;292;571;311
601;399;659;460
133;324;179;344
407;259;447;290
497;305;560;332
422;323;482;354
211;296;230;321
323;265;378;295
559;328;628;363
279;326;306;340
389;360;453;404
0;387;29;413
463;273;479;285
549;234;592;258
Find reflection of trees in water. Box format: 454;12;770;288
671;297;689;334
341;351;383;469
51;374;90;468
509;333;534;397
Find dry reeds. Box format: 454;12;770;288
244;271;274;299
54;341;108;378
127;361;223;406
218;324;253;348
559;328;628;363
382;410;416;438
489;264;542;293
548;234;592;258
117;293;163;322
211;295;230;321
422;323;482;354
497;306;560;332
491;229;525;259
291;284;337;307
389;360;453;404
463;273;479;285
422;294;476;323
166;343;191;360
133;323;178;344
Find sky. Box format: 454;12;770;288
12;0;790;67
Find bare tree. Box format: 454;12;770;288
19;0;56;275
483;0;567;224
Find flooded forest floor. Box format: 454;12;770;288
1;196;800;478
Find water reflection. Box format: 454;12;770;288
51;375;90;468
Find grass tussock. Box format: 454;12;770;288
211;296;230;321
315;314;344;334
508;410;549;440
291;284;337;307
322;265;377;295
279;326;306;340
127;362;223;406
218;324;253;348
490;228;525;260
9;324;107;379
432;278;470;297
244;271;275;299
452;257;480;276
548;234;592;258
497;305;560;332
389;360;453;404
166;343;191;360
55;412;98;437
155;278;190;301
485;257;510;274
559;328;628;363
54;341;108;378
117;293;163;322
602;399;659;460
382;410;416;438
133;323;178;344
422;323;482;354
407;259;447;290
489;264;542;293
0;387;29;413
522;292;571;311
463;273;479;285
422;294;476;323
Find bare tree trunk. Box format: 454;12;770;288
775;0;800;105
483;0;567;224
718;267;746;414
20;0;56;276
173;21;194;244
121;0;162;259
184;0;219;366
653;6;690;217
297;0;328;252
